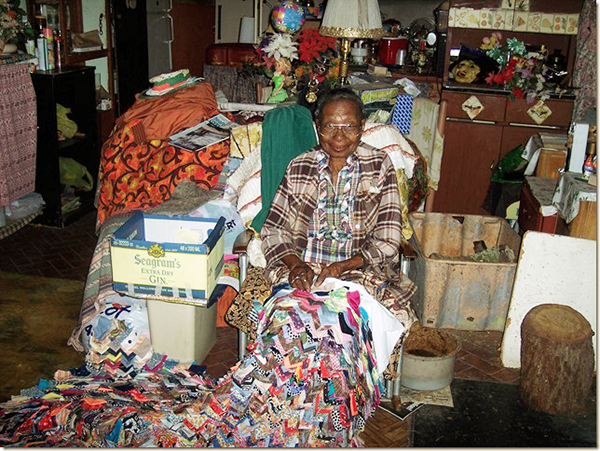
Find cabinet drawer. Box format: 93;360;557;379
505;98;574;128
443;91;506;122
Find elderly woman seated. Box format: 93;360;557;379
229;88;420;384
262;88;417;341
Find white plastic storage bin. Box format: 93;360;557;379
146;298;217;364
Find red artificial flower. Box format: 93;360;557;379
492;72;506;85
507;58;518;70
7;10;16;18
512;87;524;99
296;28;336;63
502;66;514;82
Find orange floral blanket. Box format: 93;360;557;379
96;122;229;225
95;81;229;226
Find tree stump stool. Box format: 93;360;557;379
520;303;594;415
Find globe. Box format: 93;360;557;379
270;0;306;34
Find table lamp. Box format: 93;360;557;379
319;0;385;85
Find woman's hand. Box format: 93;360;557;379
282;255;314;292
314;262;343;287
315;253;365;287
289;262;315;292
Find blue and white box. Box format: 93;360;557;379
391;94;414;135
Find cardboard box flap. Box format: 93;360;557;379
113;212;225;253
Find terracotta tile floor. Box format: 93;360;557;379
0;210;519;385
0;209;536;447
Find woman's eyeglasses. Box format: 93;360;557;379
318;123;362;137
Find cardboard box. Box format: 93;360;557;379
352;82;398;105
110;212;225;307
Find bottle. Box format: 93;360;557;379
43;28;55;70
55;30;63;69
36;34;47;70
583;141;596;178
34;3;47;35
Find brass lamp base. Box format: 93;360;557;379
338;38;352;85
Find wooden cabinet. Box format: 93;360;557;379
518;176;596;240
518;177;559;234
432;89;574;215
27;0;116;122
565;201;597;240
27;0;112;67
31;66;100;227
430;0;584;215
435;116;503;215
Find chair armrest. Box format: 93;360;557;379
233;229;255;255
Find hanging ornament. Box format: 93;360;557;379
270;0;306;34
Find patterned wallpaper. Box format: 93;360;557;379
448;8;579;34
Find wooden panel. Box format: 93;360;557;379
505;98;574;128
528;0;584;13
568;201;597;240
518;181;558;234
443;90;506;122
518;181;542;232
171;0;215;77
97;108;115;147
535;150;567;179
433;120;503;215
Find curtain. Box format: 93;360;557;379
0;64;37;207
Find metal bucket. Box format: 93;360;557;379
401;332;461;391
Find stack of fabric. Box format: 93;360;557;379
0;285;382;447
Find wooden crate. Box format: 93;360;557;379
362;406;414;447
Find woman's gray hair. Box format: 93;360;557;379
314;88;365;122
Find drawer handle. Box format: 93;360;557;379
446;117;496;125
508;122;561;130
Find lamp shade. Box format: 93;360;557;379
319;0;385;39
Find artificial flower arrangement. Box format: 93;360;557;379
481;32;566;103
243;27;340;96
0;0;26;46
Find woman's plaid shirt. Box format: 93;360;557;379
261;142;403;274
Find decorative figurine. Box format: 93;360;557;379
267;57;292;104
448;45;499;85
450;58;482;83
296;56;331;116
